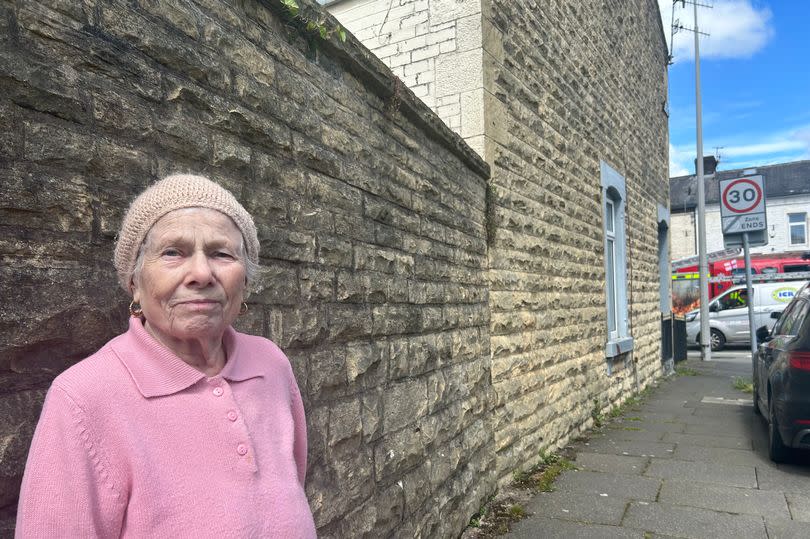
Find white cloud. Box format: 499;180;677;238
669;143;692;176
720;140;805;158
659;0;774;62
669;124;810;176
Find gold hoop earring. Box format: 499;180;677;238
239;302;248;316
129;301;143;318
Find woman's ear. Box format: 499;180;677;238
130;277;140;303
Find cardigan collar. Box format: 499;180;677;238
112;318;264;398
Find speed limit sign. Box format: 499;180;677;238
719;176;767;234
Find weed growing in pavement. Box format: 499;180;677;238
513;450;576;492
508;504;526;518
676;366;700;376
591;398;605;427
460;448;578;536
733;376;754;393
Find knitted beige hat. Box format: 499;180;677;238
113;174;259;292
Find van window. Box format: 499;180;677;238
717;289;748;311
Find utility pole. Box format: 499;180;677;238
693;0;711;361
671;0;712;360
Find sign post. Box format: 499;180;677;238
720;175;767;362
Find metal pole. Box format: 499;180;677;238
694;1;711;361
743;233;757;361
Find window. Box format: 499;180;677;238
788;212;807;245
600;161;632;358
716;289;748;311
605;197;618;338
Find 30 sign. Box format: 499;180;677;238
719;175;767;235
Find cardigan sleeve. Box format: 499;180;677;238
289;373;308;486
16;385;126;538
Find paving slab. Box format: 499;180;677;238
684;421;755;438
645;458;757;488
662;431;752;449
658;479;790;518
608;420;686;434
551;469;661;501
764;517;810;539
508;515;645;539
579;439;676;459
671;444;767;466
574;452;648;475
522;489;628;526
622;501;767;539
755;464;810;493
785;492;810;522
594;427;667;442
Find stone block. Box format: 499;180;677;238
435;48;483;97
373;423;426;480
299;268;335;302
382;378;429;434
327;304;373;342
428;0;481;26
328;398;363;447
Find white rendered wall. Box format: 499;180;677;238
328;0;486;157
670;193;810;259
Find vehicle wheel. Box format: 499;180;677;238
768;397;789;463
752;379;761;415
710;329;726;352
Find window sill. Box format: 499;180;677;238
605;337;634;358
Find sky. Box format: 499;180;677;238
659;0;810;177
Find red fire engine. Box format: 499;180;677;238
671;250;810;315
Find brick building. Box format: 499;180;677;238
327;0;672;482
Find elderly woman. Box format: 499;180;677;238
16;174;316;538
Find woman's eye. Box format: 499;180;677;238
214;251;234;259
162;249;181;257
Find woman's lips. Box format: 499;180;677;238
176;299;221;310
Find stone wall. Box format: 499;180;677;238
484;0;670;480
329;0;670;485
0;0;494;536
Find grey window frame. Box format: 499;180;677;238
600;161;633;358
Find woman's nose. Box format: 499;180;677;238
186;251;215;286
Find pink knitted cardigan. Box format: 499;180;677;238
16;318;316;538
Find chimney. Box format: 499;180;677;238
694;155;718;175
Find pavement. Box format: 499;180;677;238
506;347;810;539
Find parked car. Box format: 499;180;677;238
685;280;808;351
753;282;810;462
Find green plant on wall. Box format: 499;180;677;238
281;0;347;42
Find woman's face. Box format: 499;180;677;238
132;208;247;345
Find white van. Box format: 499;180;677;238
685;280;809;351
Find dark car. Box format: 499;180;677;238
753;282;810;462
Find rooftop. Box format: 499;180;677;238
670;159;810;212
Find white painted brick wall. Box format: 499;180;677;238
329;0;485;155
670;193;810;259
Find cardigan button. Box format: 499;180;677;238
212;387;224;397
227;410;238;421
237;444;248;456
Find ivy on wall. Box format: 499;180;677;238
281;0;347;42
